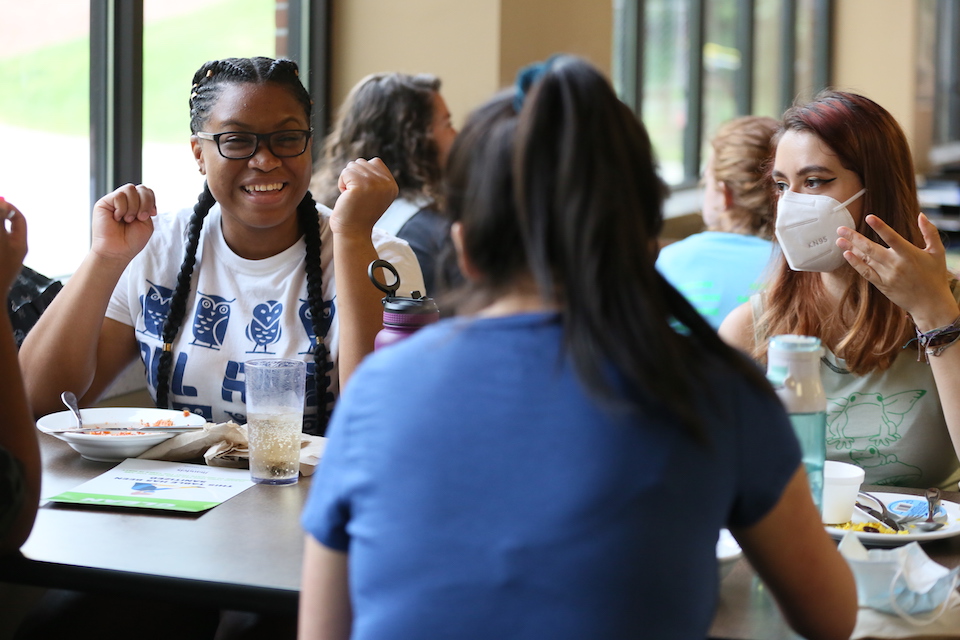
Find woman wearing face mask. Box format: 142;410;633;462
720;90;960;490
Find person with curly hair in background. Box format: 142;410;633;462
312;72;459;295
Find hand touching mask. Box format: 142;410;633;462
775;188;866;272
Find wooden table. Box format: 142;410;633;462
0;433;310;614
8;437;960;633
709;486;960;639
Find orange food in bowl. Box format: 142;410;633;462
87;431;149;436
141;419;175;427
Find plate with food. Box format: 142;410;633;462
37;407;207;462
824;491;960;547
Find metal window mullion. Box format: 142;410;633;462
683;0;705;183
735;0;755;115
90;1;109;215
811;0;832;92
778;0;797;113
90;1;143;209
613;0;643;114
287;0;332;158
941;0;960;141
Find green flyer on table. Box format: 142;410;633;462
46;458;256;512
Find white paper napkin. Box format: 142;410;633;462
137;421;326;476
851;593;960;639
839;532;960;637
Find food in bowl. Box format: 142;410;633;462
37;407;207;462
86;431;150;436
142;418;177;427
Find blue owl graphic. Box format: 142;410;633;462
138;280;174;338
246;300;283;353
190;293;235;349
298;298;335;354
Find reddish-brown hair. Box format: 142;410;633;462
757;90;924;374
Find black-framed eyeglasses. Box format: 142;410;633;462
195;129;313;159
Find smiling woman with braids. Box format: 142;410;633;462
19;56;424;437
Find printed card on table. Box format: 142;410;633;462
46;458;256;513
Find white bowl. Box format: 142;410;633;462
717;528;743;581
37;407;207;462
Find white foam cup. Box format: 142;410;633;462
821;460;865;524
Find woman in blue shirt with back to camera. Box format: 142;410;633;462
299;56;856;640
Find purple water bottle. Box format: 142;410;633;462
368;259;440;350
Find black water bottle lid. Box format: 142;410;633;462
382;291;440;315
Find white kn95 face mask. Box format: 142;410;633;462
774;188;867;272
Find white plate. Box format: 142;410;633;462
825;491;960;547
37;407;207;462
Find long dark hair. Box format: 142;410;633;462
155;56;333;435
445;56;773;439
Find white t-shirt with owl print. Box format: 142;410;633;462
105;203;425;434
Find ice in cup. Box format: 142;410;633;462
244;358;306;485
821;460;865;524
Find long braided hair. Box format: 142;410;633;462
155;56;334;434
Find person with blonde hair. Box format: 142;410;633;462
721;90;960;490
657;115;778;329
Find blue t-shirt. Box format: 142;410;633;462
301;313;800;640
656;231;774;329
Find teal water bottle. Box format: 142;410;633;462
766;335;827;512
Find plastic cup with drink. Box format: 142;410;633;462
244;358;305;485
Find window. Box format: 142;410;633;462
614;0;832;190
930;0;960;168
0;0;330;279
141;0;276;213
0;1;90;278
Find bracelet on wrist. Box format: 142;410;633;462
903;314;960;363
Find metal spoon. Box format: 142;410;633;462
44;425;205;434
60;391;83;430
914;487;945;532
857;491;902;531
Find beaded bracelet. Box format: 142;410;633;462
904;314;960;363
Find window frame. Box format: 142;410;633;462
614;0;833;190
930;0;960;167
88;0;331;208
